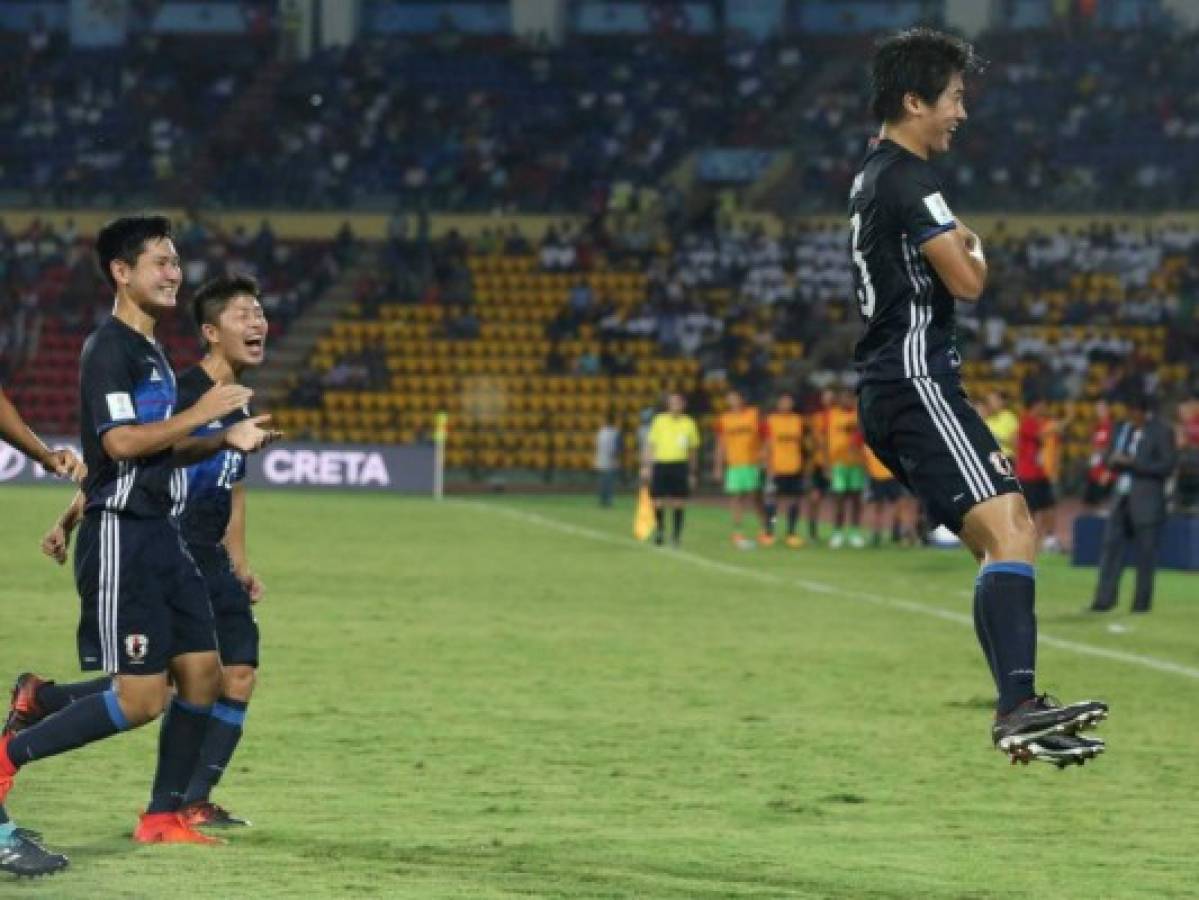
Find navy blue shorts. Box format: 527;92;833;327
858;376;1021;533
75;513;216;675
189;544;260;668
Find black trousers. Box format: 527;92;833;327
1092;496;1162;611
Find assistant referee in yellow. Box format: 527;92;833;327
641;390;701;546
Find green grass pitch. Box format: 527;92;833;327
0;485;1197;898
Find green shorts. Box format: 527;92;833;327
830;463;866;494
724;464;761;494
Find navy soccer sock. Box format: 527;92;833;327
976;562;1038;715
671;509;684;541
653;508;664;534
6;690;129;766
182;698;248;805
36;677;112;716
972;577;1000;693
786;506;799;536
147;698;212;814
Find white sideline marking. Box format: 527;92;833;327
469;502;1199;683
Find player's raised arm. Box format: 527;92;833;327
922;222;987;301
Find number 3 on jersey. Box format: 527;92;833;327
850;212;877;319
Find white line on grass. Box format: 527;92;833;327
467;501;1199;683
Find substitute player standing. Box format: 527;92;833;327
762;391;806;548
713;390;768;548
849;29;1106;766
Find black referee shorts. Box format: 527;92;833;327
1022;478;1056;513
650;462;690;500
858;376;1021;533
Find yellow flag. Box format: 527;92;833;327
633;486;656;541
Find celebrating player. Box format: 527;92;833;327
0;390;84;876
848;29;1106;765
0;216;280;848
18;274;271;830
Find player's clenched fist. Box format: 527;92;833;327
45;448;86;482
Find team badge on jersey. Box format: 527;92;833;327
125;633;150;663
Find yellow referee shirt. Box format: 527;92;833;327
985;409;1018;458
647;413;700;463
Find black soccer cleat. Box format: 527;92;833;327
0;831;69;878
993;694;1108;759
1006;733;1106;769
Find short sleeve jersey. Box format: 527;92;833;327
848;139;963;383
825;407;862;466
647;414;700;464
765;413;804;475
80;317;187;519
717;408;761;467
176;366;249;547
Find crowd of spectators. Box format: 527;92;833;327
0;215;346;385
0;29;270;206
309;213;1198;418
209;32;810;211
6;23;1199;214
785;25;1199;212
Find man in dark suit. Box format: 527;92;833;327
1090;396;1178;613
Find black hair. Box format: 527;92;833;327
94;215;174;290
871;27;981;124
192;273;262;335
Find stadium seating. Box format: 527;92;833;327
273;251;804;472
0;220;342;435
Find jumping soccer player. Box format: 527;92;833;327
849;29;1106;766
0;390;84;877
18;274;271;830
0;216;279;847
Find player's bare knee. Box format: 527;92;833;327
171;653;223;706
223;666;257;702
114;677;170;725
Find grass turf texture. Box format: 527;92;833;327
0;486;1197;898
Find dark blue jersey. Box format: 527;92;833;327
80;317;186;519
176;365;248;547
848;139;963;383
